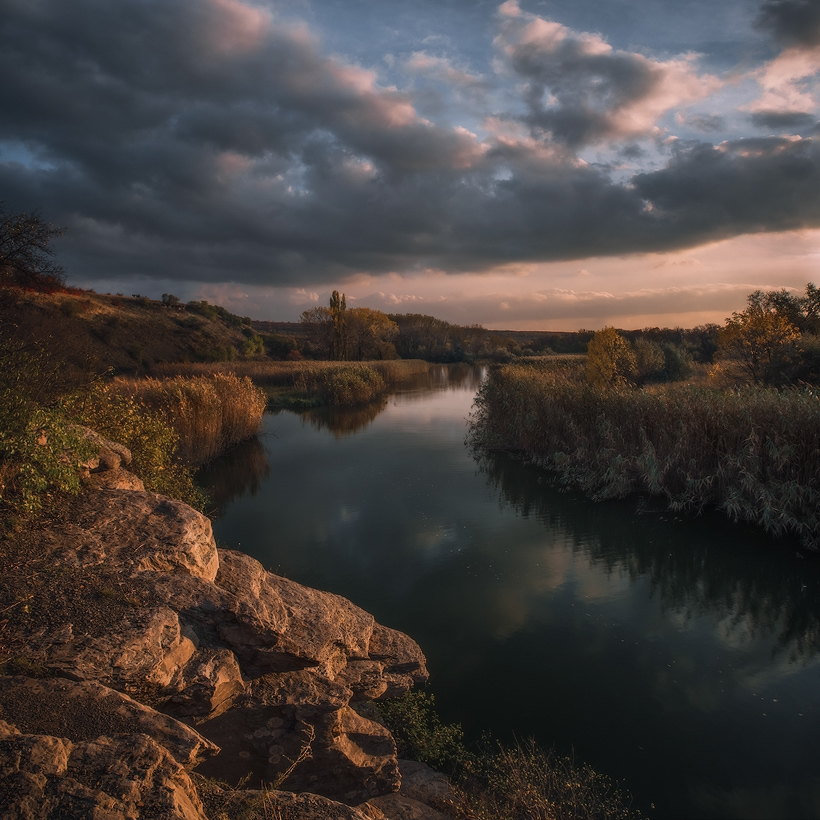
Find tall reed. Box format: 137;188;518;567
112;373;267;466
152;358;429;387
469;365;820;548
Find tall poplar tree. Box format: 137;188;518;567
329;290;348;360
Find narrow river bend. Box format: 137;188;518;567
199;364;820;820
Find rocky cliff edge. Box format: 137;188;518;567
0;433;454;819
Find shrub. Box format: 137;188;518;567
453;740;644;820
378;691;643;820
0;401;93;518
586;328;635;387
63;383;206;509
378;691;469;772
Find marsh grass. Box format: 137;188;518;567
153;359;430;406
452;740;643;820
469;364;820;548
111;373;268;466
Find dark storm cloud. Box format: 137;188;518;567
755;0;820;49
0;0;818;289
634;136;820;241
750;110;817;129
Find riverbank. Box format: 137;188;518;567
468;361;820;549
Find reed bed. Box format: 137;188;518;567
152;358;429;386
112;372;267;466
469;364;820;549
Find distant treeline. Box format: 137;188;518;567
255;297;723;366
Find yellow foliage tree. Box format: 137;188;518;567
586;327;636;388
718;294;800;385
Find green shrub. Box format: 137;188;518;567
0;334;95;521
63;383;206;509
0;401;93;518
378;691;469;772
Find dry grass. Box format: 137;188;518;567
111;373;268;466
153;359;430;406
450;740;643;820
469;364;820;549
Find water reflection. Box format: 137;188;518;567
301;398;389;437
204;364;820;820
197;435;270;516
476;450;820;664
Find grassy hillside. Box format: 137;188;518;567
2;288;261;376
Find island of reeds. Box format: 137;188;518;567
468;284;820;550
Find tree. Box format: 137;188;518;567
346;307;399;360
0;204;66;292
300;306;333;358
586;327;636;388
717;293;800;386
630;338;665;385
329;290;348;361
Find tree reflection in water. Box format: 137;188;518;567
300;397;389;438
474;449;820;664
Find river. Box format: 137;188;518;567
199;363;820;820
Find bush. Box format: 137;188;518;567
0;330;97;521
0;400;93;519
378;691;469;772
586;328;635;387
63;383;206;509
377;691;644;820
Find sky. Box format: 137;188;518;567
1;0;819;330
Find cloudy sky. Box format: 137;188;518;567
2;0;819;329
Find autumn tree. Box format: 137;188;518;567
586;327;636;388
0;204;65;293
346;307;398;360
717;291;800;386
300;306;333;358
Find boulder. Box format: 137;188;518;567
194;671;400;804
0;677;217;767
0;722;207;820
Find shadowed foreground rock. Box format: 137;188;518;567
0;434;448;819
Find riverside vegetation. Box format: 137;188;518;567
378;691;643;820
153;359;431;408
468;284;820;550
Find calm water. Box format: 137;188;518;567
200;364;820;820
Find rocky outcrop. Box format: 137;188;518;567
0;436;446;819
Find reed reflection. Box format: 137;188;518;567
197;435;270;516
474;449;820;664
300;397;389;438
